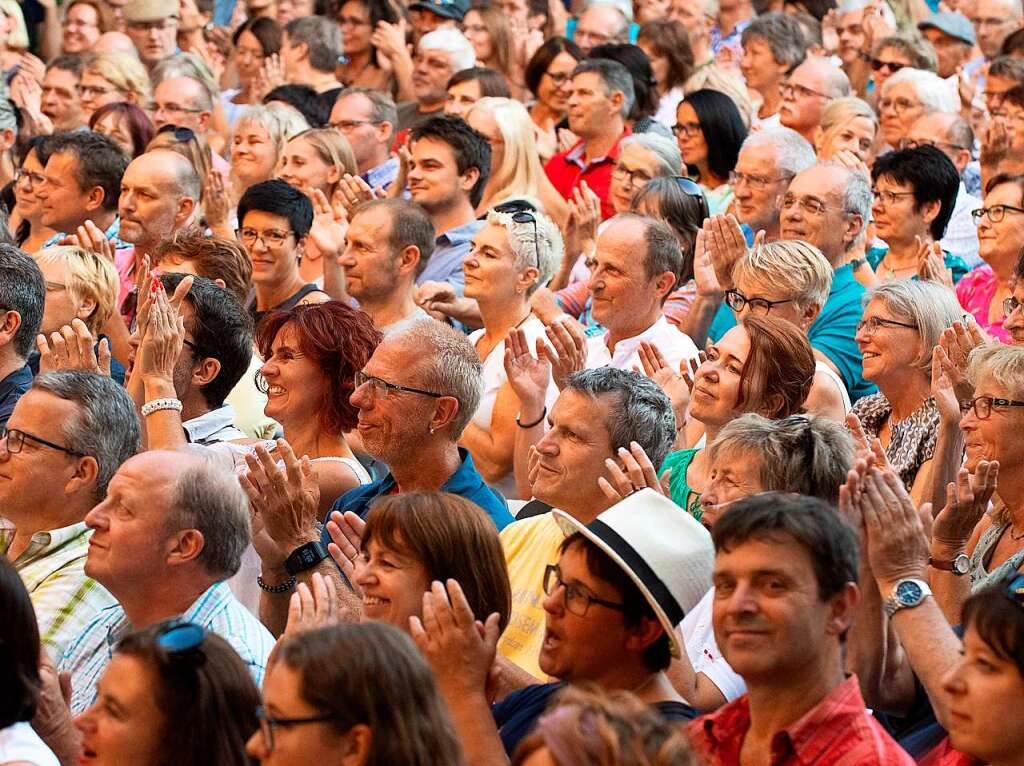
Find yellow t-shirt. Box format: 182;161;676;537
497;513;566;680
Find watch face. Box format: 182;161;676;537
953;554;970;575
896;580;924;606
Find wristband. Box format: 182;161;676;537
257;574;297;593
285;540;329;576
141;398;184;417
516;407;547;429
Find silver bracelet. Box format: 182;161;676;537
141;398;184;417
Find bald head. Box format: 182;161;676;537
906;112;973;173
780;57;851;141
93;31;138;55
118;150;200;249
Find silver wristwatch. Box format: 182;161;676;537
884;578;933;617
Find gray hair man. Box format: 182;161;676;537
282;16;343;93
150;74;214;134
574;0;631;55
60;450;274;713
732;126;816;241
0;371;139;660
398;28;476;131
0;245;45;428
330;87;399;188
780;56;852;143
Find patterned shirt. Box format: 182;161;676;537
59;580;275;714
0;520;115;662
851;392;940;492
689;675;915;766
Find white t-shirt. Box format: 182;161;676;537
0;723;60;766
680;588;747;702
585;316;699;373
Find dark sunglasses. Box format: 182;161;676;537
493;200;540;269
871;59;906;72
157;124;197;142
672;176;710;218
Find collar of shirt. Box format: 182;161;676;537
586;315;672;366
0;519;90;563
366;447;485;497
436;219;485;247
0;363;32;401
183;404;247;445
565;127;630;170
364;156;400;190
43;217;131;250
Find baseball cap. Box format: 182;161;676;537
918;12;976;46
408;0;470;22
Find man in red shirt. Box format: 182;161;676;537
544;59;632;220
688;492;915;766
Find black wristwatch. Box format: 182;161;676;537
285;540;329;576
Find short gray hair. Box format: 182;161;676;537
286;17;343;73
572;59;636;119
151;52;219;103
707;413;854;505
836;162;872;249
32;371;140;501
397;321;483;438
882;68;958;113
338;87;398;141
621;133;682;176
741;126;816;176
418;28;476;73
732;240;833;310
565;368;676;470
485;206;563;294
969;343;1024;399
742;12;808;70
864;280;963;373
166;458;250;579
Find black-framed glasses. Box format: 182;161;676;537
871;58;906;73
971;205;1024;224
543;564;626;617
855;316;918;335
354;370;446;400
671;121;702;137
724;289;793;316
872;188;917;207
0;427;83;457
961;395;1024;420
236;228;295;249
156;124;197;142
1004;295;1023;317
611;163;654;188
14;169;45;187
256;706;338;753
493;200;540;269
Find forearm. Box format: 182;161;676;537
665;657;727;712
258;557;359;637
441;297;483;328
101;311;133;368
928;421;966;513
550;249;586;291
460;422;514;484
929;555;973;625
512;398;546;500
678;293;722;349
320;253;348;302
490;655;539;701
440;688;509;766
34;715;81;766
41;7;62;61
141;377;188;450
888;599;962;729
391;54;415;102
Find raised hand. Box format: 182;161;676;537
36;319;111;377
283;572;341;637
335;174;380;217
860;466;931;593
915;237;953;289
931;462;999;554
203;171;231;231
544;317;588;390
702;214;749;291
255;53;285;100
937;318;989;402
597;442;667;502
308;188;349;258
415;280;458;320
503;327;553;415
325;509;365;596
636;341;701;422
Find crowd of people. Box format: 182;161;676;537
1;0;1024;763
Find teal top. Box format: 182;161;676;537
866;246;970;284
659;448;703;521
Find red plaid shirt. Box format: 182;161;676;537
687;676;915;766
543;128;630;221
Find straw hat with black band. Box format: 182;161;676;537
552;488;715;658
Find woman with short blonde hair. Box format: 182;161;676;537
79;52;150;120
815;96;878;163
230;103;309;203
279;127;357;203
35;245;119;335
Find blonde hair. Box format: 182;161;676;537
35;246;119;335
732;240;833;311
820;96;878;133
969;343;1024;400
235;103;310;156
468;97;549;208
286;128;358;197
85;52;151;105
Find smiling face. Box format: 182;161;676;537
232;123;279;187
854;297;923;387
63;2;102;53
588;219;670;331
537;51;578;114
259;323;326;425
354;536;431;630
463;220;531;302
960;373;1024;472
1004;280;1024;345
712;534;846;684
674;101;707;170
80;71;127;120
279;136;338;198
92;110;136;157
75;654;164;766
339;0;373;56
941;624;1024;763
567;71;620;139
699;448;765;530
778;165;853;264
609;143;663;214
444;78;483;119
406;136;474;213
412;47;455;107
532;388;617;519
13;148;47;221
689;325;751;427
977;182;1024;271
740;36;788;95
732;270;814;330
462;9;492;62
241;209;303;289
817;115;876;163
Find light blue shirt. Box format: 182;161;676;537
364;157;400;191
43;216;129;250
60;580;274;714
416;219;484;297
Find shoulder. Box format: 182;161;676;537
297;289;330;306
494;682;565;720
330;478;387;518
500;513;561;547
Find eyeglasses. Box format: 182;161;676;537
149;102;203;115
782;82;829;99
493;201;541;269
354;370;446;400
127;18;176;31
545;70;573;86
672;175;710;217
781;192;831;216
671;121;702;137
878;97;921;114
729;170;793;191
14;169;45;187
80;84;118;97
0;427;83;457
971;205;1024;223
543;564;626;617
612;163;655;188
330;119;379;131
157;124;197;142
871;58;906;73
872;188;917;207
961;395;1024;419
855;316;918;335
899;137;968;153
725;289;793;316
256;706;337;753
1004;295;1023;317
236;228;295;249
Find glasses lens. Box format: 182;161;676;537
725;291;743;310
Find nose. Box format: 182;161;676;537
542;583;564;616
724;581;759;616
244;729;267;759
535;427;558;455
84;502;106;531
349;379;371;408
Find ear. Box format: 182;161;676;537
0;309;23;349
953;148;971;174
843;212;863;250
623;615;665;654
125;91;138;105
191;356;222;388
812;125;825;154
608;89;625;114
86;185;106;212
339;724;373;766
375;120;394;144
760;392;786;419
429;395;461;433
920;198;941;226
517;265;540;294
653;270;677;298
801;301;821;329
326;163;342;186
297;41;311;62
63;455;100;497
198;111;212;132
458;166;480;195
76;297;98;323
0;127;14;151
397;244;420;276
825;581;860;637
178;195;197;225
166;528;205;566
213;277;227;290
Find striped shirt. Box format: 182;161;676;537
0;520;115;662
59;580;275;714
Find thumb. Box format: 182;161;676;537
97;338;111;377
660;466;672;496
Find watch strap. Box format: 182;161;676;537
929;553;969;575
284;540;329;576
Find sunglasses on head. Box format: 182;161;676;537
157;124;197;142
493;200;540;269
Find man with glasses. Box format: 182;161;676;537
572;1;630;56
0;245;45;430
918;12;976;80
40;56;86;132
779;56;851;144
123;0;180;69
150;75;213;135
60;0;103;55
966;0;1023;74
330;88;399;190
0;371;138;661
